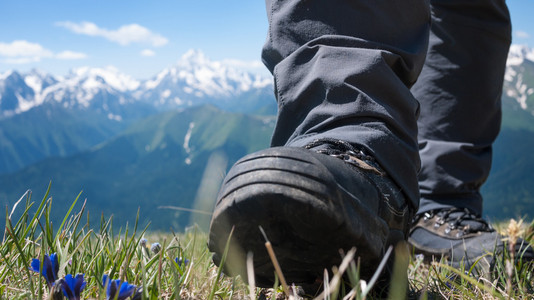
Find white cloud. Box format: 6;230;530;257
0;40;53;61
516;31;531;39
140;49;156;57
56;21;168;47
56;50;88;60
2;57;41;64
0;40;87;64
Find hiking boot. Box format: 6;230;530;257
408;207;534;271
208;139;413;289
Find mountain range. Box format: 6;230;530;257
1;46;534;231
0;50;276;174
0;50;275;119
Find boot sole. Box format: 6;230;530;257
208;147;393;288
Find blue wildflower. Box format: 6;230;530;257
30;253;59;288
175;257;190;267
139;238;147;248
444;273;457;289
102;274;137;300
59;274;86;300
151;243;161;254
131;287;143;300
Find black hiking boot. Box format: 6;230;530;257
408;208;534;272
208;139;413;290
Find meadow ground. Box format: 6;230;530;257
1;185;533;299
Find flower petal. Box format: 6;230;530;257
42;254;57;286
61;273;86;300
131;287;143;300
175;257;190;267
30;258;41;273
61;276;76;299
73;273;86;295
102;274;109;286
102;275;137;300
50;253;59;278
118;281;136;299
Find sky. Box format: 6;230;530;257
1;0;533;80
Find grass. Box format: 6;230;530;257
1;184;533;299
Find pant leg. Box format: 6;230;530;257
261;0;431;209
412;0;512;215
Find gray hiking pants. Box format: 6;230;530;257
261;0;511;215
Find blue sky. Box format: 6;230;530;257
1;0;533;79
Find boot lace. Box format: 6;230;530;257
422;207;494;236
303;138;384;176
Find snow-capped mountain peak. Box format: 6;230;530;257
1;50;275;118
143;68;171;90
178;49;212;69
69;66;140;92
0;69;14;81
23;69;57;95
507;44;534;66
138;49;273;109
505;45;534;112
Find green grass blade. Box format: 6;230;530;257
208;226;234;300
5;220;34;297
56;190;83;239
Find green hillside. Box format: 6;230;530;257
1;96;533;231
0;105;274;231
482;127;534;219
482;95;534;220
0;102;156;174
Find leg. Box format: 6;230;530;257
263;0;430;208
413;0;511;215
209;0;430;288
409;0;533;269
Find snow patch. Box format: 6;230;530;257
24;75;42;94
107;113;123;121
82;75;104;90
507;45;534;66
15;91;42;112
0;70;13;80
508;73;530;110
183;122;195;164
161;89;171;98
72;66;140;91
505;67;517;82
253;76;273;89
145;69;169;89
